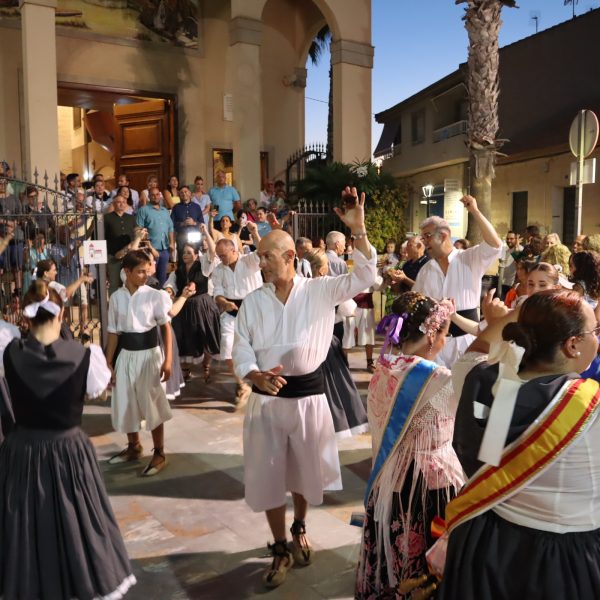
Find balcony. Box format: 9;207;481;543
433;120;467;143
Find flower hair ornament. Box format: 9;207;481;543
22;294;61;318
418;299;455;337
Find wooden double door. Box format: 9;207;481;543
114;99;176;193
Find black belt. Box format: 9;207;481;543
448;308;479;337
226;298;243;317
120;329;159;351
252;364;325;398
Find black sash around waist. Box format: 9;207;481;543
226;298;243;317
120;329;159;351
252;364;325;398
448;308;479;337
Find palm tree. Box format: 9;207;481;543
458;0;516;242
564;0;579;19
307;25;333;161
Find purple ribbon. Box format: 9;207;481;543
377;313;405;358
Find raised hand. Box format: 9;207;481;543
333;186;366;233
459;195;478;213
182;282;196;298
482;288;510;324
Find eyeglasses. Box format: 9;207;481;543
421;232;435;241
580;324;600;337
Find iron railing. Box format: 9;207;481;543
0;170;107;345
285;143;329;206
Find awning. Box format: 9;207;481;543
374;121;400;158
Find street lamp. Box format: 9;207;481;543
421;184;435;217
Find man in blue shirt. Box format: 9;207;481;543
208;169;241;227
171;185;204;250
136;188;175;285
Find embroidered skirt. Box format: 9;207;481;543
0;426;136;599
355;464;453;599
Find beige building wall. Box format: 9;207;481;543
0;0;372;190
389;150;600;240
0;28;23;173
493;150;600;237
387;163;468;234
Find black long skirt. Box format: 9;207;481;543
0;377;13;443
438;510;600;600
323;336;368;438
0;426;136;600
172;293;220;362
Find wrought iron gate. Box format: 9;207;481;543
0;173;107;345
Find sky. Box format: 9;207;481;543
304;0;600;156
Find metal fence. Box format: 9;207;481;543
285;143;329;206
0;174;107;345
291;198;349;244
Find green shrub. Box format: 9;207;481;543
294;160;408;252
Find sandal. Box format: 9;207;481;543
141;447;167;477
182;367;191;381
262;540;294;588
203;363;211;383
108;442;143;464
290;519;313;566
366;359;376;373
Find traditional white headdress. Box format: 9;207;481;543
22;293;61;318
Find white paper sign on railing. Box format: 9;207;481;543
83;240;107;265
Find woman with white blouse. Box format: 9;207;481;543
436;290;600;600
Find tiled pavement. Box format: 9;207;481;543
86;348;374;600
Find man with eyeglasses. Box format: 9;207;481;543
413;195;502;368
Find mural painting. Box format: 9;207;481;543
0;0;199;49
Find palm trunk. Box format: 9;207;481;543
466;161;493;243
327;61;333;162
460;0;515;242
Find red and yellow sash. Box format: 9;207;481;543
445;377;600;533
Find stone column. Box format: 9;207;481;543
331;39;374;164
229;17;262;201
19;0;60;182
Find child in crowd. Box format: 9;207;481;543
105;250;173;477
379;239;399;274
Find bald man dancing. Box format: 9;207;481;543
233;188;377;589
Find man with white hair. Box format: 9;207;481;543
413;195;501;368
325;230;348;276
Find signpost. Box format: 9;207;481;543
569;109;599;236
